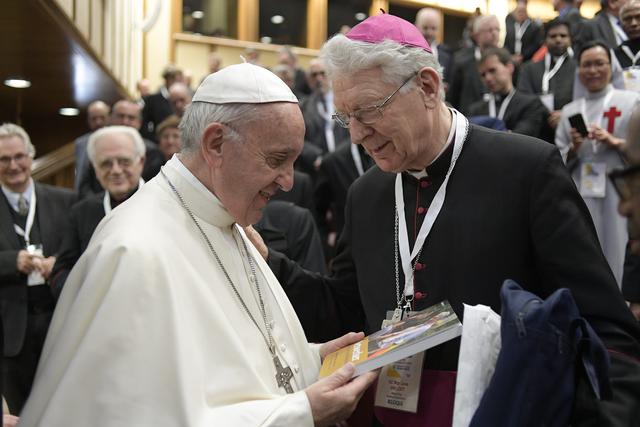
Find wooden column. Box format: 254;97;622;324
306;0;327;49
369;0;389;17
238;0;259;42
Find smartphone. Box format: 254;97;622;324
568;113;589;137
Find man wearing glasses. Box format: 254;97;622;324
610;107;640;320
257;13;640;424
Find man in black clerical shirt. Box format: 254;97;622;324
614;0;640;71
51;126;146;297
0;124;74;414
469;47;547;138
518;18;577;143
250;13;640;425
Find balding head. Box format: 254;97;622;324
473;15;501;49
169;82;192;117
87;100;110;131
621;0;640;39
415;8;441;44
111;100;142;130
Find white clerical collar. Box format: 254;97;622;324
406;108;456;179
2;179;34;213
165;154;234;227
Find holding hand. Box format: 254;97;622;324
16;249;36;274
588;124;624;149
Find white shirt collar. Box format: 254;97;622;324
2;179;34;213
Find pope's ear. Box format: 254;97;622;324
200;122;225;167
417;67;441;108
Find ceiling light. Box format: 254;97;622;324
191;10;204;19
271;15;284;24
355;12;367;21
4;78;31;89
59;108;80;116
260;36;273;44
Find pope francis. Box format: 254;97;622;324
18;63;377;427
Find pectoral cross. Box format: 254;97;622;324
603;106;621;133
273;356;294;393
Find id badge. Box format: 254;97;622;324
623;68;640;93
374;352;425;413
26;244;45;286
539;93;555;111
580;162;607;198
382;309;404;329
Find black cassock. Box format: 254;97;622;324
270;124;640;420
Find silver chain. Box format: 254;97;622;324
160;171;275;356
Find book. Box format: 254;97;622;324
319;301;462;378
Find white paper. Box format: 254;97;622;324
580;162;607;198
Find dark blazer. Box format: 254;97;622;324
50;193;105;297
141;91;173;142
504;15;544;62
300;91;350;156
563;7;589;51
583;12;619;50
467;90;548;138
270;171;315;214
0;183;75;356
268;125;640;419
446;47;487;115
435;44;454;84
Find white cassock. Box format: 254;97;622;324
19;156;320;426
556;85;640;287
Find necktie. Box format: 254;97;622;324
17;194;28;216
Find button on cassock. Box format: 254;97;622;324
420;179;431;188
417;206;427;215
415;262;424;270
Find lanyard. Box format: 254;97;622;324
514;20;531;55
621;45;640;68
13;189;37;247
103;178;145;215
542;53;568;94
580;89;614;154
350;144;365;177
318;98;336;153
488;89;516;120
394;109;468;302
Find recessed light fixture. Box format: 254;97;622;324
355;12;367;21
271;15;284;25
4;78;31;89
260;36;273;44
191;10;204;19
59;108;80;116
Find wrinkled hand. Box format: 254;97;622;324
547;110;562;129
320;332;365;361
630;302;640;321
3;414;19;427
243;225;268;260
16;249;35;274
306;363;379;427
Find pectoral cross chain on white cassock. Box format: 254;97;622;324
161;171;295;394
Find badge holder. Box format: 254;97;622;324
26;243;45;286
579;162;607;198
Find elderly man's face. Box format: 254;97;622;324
111;102;142;130
88;104;109;131
93;133;144;201
170;89;191;117
416;13;439;43
578;46;612;93
622;3;640;40
0;136;32;192
159;127;181;160
475;18;501;49
214;103;304;226
308;63;328;93
333;67;436;172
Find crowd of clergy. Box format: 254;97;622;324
2;0;640;425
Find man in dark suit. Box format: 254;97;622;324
141;64;183;142
614;0;640;70
583;0;629;50
415;8;454;88
447;14;500;114
518;18;577;143
50;126;146;297
504;1;544;66
254;14;640;424
0;124;74;414
469;47;548;138
73;100;110;191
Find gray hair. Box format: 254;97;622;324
472;14;499;34
320;36;444;100
0;123;36;157
87;125;146;166
621;0;640;19
179;102;266;153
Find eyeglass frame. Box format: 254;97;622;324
0;153;31;167
608;163;640;200
332;71;419;128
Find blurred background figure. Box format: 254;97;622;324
141;64;183;142
415;8;454;89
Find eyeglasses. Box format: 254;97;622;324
332;72;418;128
579;61;610;70
608;164;640;200
0;153;30;167
97;156;139;171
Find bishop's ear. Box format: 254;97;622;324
200;122;226;167
417;67;441;108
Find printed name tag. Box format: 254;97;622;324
374;352;424;413
623;69;640;93
539;93;555;112
580;162;607;198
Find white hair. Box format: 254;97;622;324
0;123;36;157
320;36;444;100
179;102;265;153
87;126;146;166
472;14;499;34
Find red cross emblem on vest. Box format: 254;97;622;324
603;106;621;133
